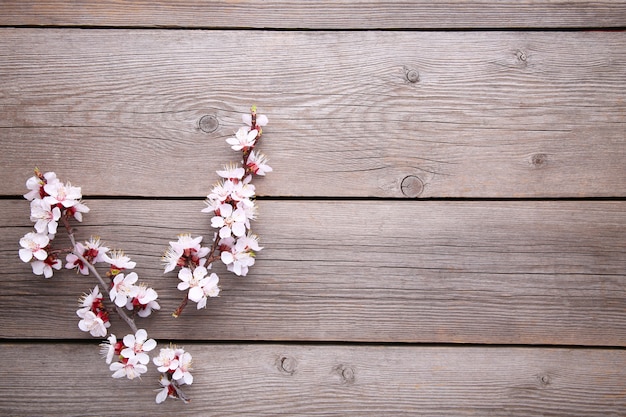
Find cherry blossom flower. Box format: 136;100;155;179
110;272;139;307
229;176;256;203
100;334;122;365
66;237;110;275
162;234;210;273
77;285;105;315
77;285;110;337
216;164;245;181
226;126;258;151
154;346;192;403
155;376;176;404
201;195;222;216
103;250;136;275
211;203;247;238
77;309;110;337
19;232;50;263
130;285;161;318
196;272;220;309
246;150;273;176
220;234;261;276
172;351;193;385
30;255;62;278
82;236;109;263
43;181;82;208
110;355;147;380
24;170;59;201
153;346;179;373
242;112;268;129
121;329;157;365
206;180;235;206
177;266;208;301
66;200;90;222
29;199;61;236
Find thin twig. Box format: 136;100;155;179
63;216;138;334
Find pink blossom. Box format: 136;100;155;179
242;112;268;128
103;250;136;274
19;232;49;263
66;200;90;222
24;171;58;201
131;285;161;318
246;150;273;176
110;272;139;307
77;309;110;337
220;235;261;276
162;234;210;273
43;181;82;208
196;272;220;309
216;164;245;181
110;355;147;380
172;351;193;385
29;199;61;235
30;255;62;278
121;329;157;365
226;126;258;151
211;203;247;238
177;266;206;300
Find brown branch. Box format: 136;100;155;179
63;216;138;334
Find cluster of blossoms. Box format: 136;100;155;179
19;170;192;403
164;106;271;316
19;170;88;278
153;345;194;403
19;107;269;404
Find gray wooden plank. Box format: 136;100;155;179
1;29;624;198
2;199;624;346
0;343;624;416
1;0;625;28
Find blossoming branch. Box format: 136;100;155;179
164;105;272;317
18;106;271;404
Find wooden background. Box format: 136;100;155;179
1;1;625;415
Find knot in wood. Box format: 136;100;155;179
277;355;297;375
530;153;548;168
405;68;420;83
199;114;219;133
401;175;424;197
334;364;355;384
537;373;551;387
516;50;528;62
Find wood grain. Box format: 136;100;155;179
2;199;624;346
1;0;625;29
0;343;624;416
1;29;624;198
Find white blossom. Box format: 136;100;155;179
110;355;147;380
121;329;157;365
110;272;139;307
226;126;258;151
19;232;49;263
29;199;61;236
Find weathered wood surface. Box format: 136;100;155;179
1;343;624;416
1;0;625;29
1;29;625;198
1;1;625;415
3;199;624;346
